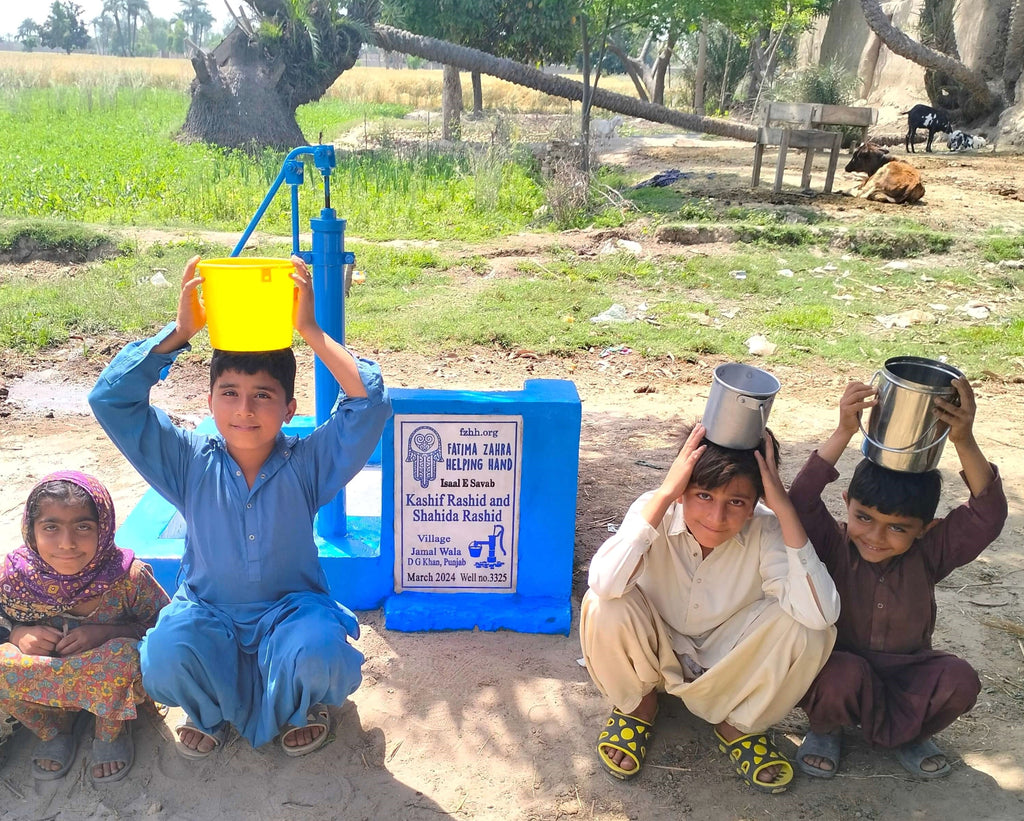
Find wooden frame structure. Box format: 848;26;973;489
752;102;878;194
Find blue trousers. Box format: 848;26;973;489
140;588;363;748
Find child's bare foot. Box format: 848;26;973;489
174;718;225;759
177;725;218;754
797;729;842;778
280;703;331;756
600;690;658;774
90;722;134;784
897;737;952;779
282;723;324;750
32;713;76;777
716;721;789;787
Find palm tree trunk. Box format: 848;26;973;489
580;14;593;174
372;24;758;142
859;0;999;113
442;65;463;141
1005;0;1024;100
694;23;708;114
471;71;483;117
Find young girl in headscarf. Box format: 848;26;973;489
0;471;170;784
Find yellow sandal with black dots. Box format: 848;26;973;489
597;708;654;780
715;730;794;794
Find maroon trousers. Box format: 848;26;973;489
799;649;980;748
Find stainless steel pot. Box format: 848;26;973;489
702;363;780;450
860;356;964;473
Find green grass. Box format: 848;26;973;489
3;227;1022;376
0;87;544;241
1;84;1022;378
0;220;121;259
0;243;219;350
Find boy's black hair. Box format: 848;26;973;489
24;480;98;551
209;349;296;403
847;458;942;523
677;422;781;500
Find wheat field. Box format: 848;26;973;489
0;51;638;112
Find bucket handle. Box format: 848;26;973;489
736;395;771;437
858;369;950;455
855;370;881;442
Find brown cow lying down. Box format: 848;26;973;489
843;142;925;204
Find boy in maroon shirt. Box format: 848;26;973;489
788;378;1006;780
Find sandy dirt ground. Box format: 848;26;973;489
1;131;1023;821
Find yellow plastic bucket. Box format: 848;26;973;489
199;258;296;351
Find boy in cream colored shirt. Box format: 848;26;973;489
581;423;839;793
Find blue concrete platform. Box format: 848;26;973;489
116;379;581;634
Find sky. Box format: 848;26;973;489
1;1;230;39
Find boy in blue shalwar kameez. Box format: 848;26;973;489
89;255;392;758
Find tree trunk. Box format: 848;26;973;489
181;28;307;150
180;2;365;151
742;29;770;108
580;14;592;174
606;37;651;102
858;0;1000;115
471;71;483;117
1005;0;1024;101
694;23;707;114
443;65;463;140
372;25;758;142
651;31;676;107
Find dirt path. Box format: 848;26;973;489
1;133;1023;820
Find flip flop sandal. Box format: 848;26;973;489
896;737;952;780
90;726;135;785
280;702;331;757
32;712;86;781
597;708;655;780
715;730;794;794
796;729;842;779
174;717;227;760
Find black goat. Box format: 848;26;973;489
903;104;953;153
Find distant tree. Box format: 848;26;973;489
40;1;90;54
102;0;129;55
90;13;117;55
145;16;172;56
390;0;579;136
126;0;152;55
101;0;150;55
178;0;214;45
16;19;41;52
169;17;187;53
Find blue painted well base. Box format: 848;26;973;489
116;380;581;635
383;592;571;634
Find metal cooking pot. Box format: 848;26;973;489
860;356;963;473
702;363;780;450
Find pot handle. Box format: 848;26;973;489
736;394;771;441
857;369;950;454
862;425;950;455
856;370;883;441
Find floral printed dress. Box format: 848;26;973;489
0;560;169;741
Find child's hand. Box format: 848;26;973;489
837;380;877;436
659;423;708;503
754;434;788;514
10;624;62;656
934;376;976;445
54;624;120;656
290;255;319;340
175;256;206;340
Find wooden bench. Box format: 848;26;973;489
752;102;878;194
